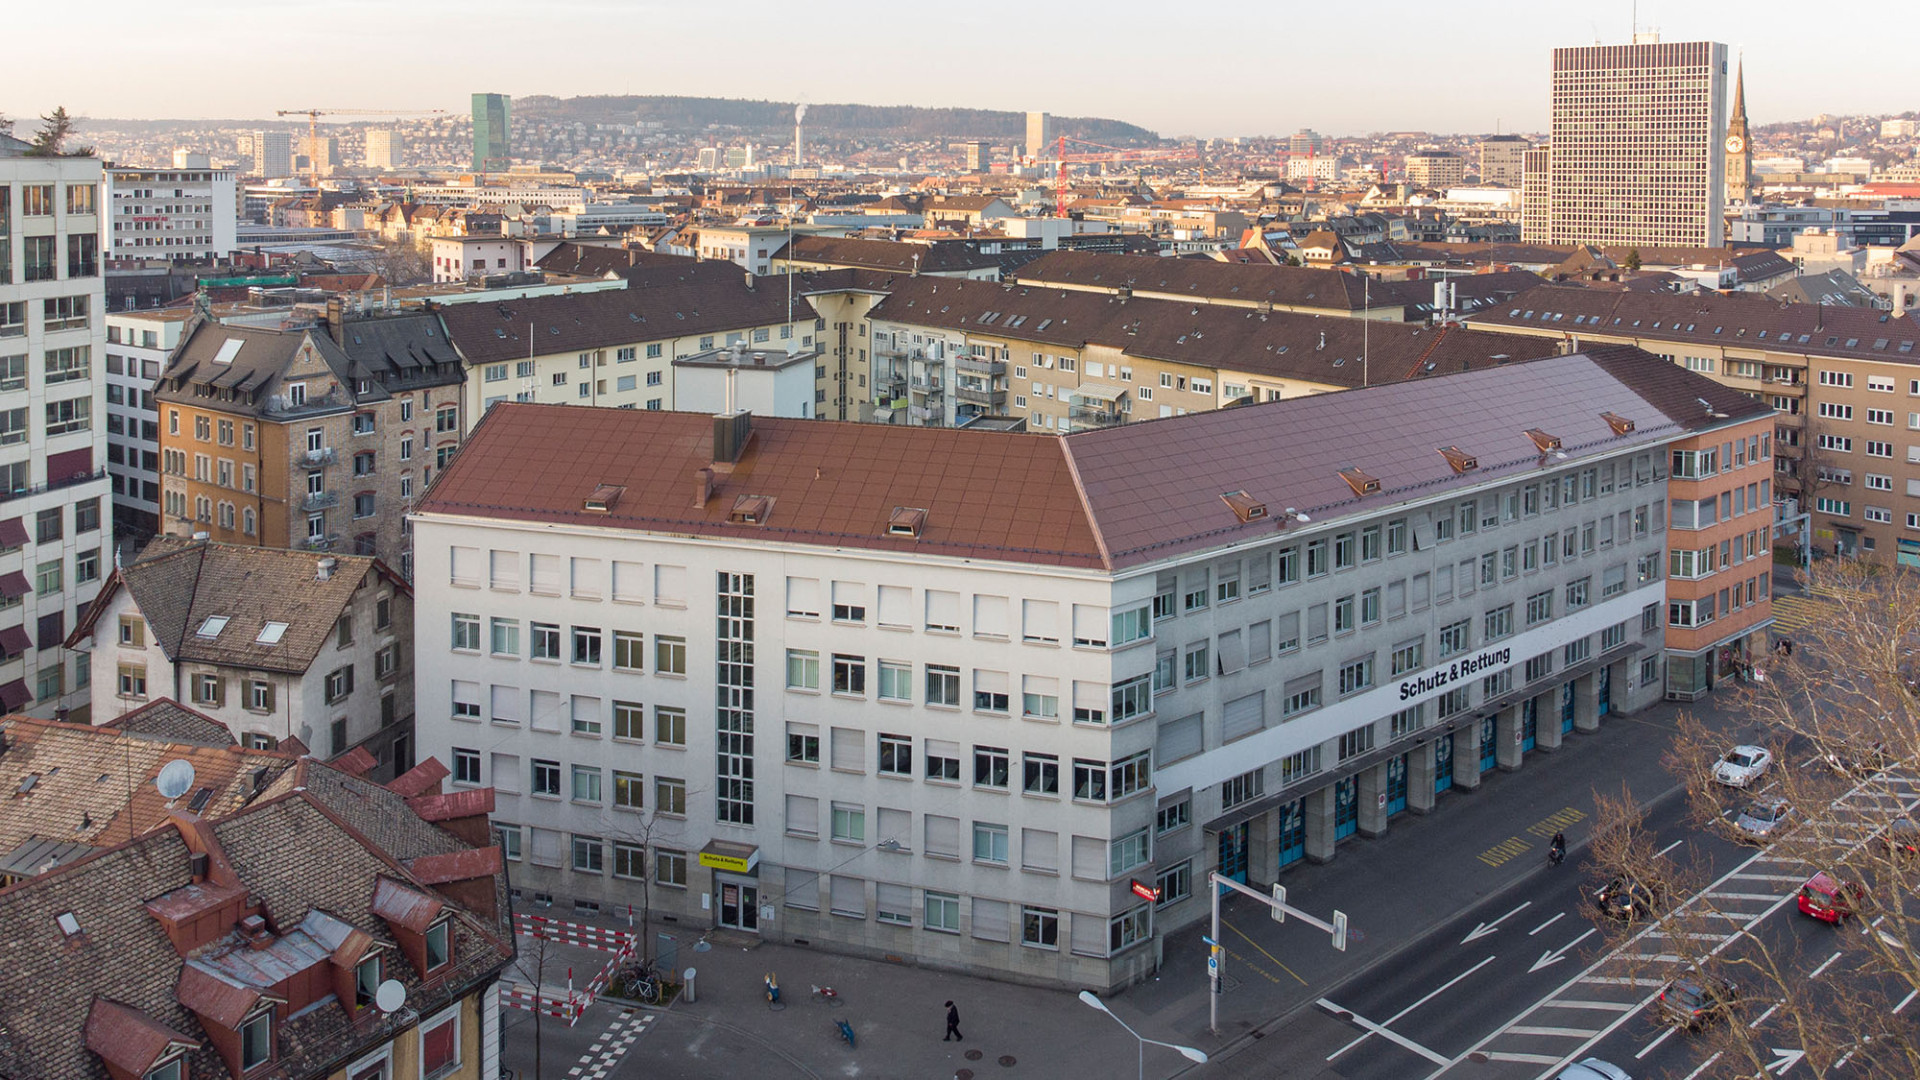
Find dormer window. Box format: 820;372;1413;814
239;1008;273;1071
425;918;451;970
355;953;381;1009
144;1057;185;1080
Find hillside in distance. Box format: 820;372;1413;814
514;94;1159;144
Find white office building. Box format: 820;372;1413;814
410;351;1763;989
103;307;189;541
1;146;113;719
104;166;238;263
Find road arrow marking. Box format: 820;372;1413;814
1529;927;1597;972
1767;1048;1806;1075
1462;901;1532;944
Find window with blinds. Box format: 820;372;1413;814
973;594;1009;638
1022;599;1059;643
529;553;562;595
612;560;645;603
830;727;864;771
877;585;910;628
1022;829;1059;873
784;868;819;910
925;814;960;858
786;795;818;836
1156;712;1204;763
786;576;820;618
1223;691;1265;741
570;557;603;600
972;898;1010;941
1071;835;1105;880
926;590;961;632
829;875;865;917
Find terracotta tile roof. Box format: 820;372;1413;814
776;235;1000;274
369;877;443;933
0;714;293;870
330;745;379;778
406;788;494;822
416;405;1108;568
74;538;392;675
419;348;1766;571
535;242;699;278
1470;284;1920;365
404;847;503;885
99;699;236;746
1015;249;1372;311
386;757;449;798
84;996;199;1075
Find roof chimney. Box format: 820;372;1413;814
694;467;714;509
713;411;754;465
315;556;337;581
744;270;756;290
326;296;345;346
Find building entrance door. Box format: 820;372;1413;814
1521;697;1538;753
1479;717;1498;772
1597;665;1612;717
1435;735;1454;793
1560;681;1576;734
718;881;759;932
1385;754;1409;816
1334;777;1359;840
1218;822;1249;891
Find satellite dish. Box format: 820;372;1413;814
374;979;407;1014
156;760;197;805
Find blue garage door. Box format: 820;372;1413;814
1386;753;1409;816
1277;799;1306;868
1334;777;1359;840
1435;735;1454;793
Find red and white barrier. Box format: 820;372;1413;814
502;914;641;1026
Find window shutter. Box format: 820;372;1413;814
1412;573;1431;608
829;875;865;916
878;808;910;849
876;883;912;918
1022;829;1058;872
1073;680;1103;713
1410;517;1435;550
832;580;865;614
611;560;645;602
489;549;517;588
570;557;604;599
974;669;1008;696
1223;691;1265;741
786;577;820;617
1604;564;1627;592
1022;599;1059;642
1070;912;1107;957
261;682;275;711
786;795;818;835
925;814;959;857
1071;604;1107;646
926;590;960;631
877;585;910;627
529;827;561;867
210;676;225;707
1386;581;1406;618
1217;630;1247;673
653;564;686;604
570;695;599;729
529;553;561;594
488;684;518;723
973;594;1009;637
1156;713;1204;763
1307;604;1329;641
784;867;819;910
972;898;1010;941
1071;835;1105;879
449;546;479;585
1275;611;1300;647
529;690;562;732
831;727;864;771
1248;621;1271;661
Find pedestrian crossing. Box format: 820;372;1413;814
1769;594;1826;633
1431;770;1920;1077
567;1008;654;1080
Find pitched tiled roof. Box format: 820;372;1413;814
77;537;387;675
333;312;465;391
418;348;1768;572
776;235;1000;274
1469;283;1920;365
535;242;699;278
99;699;236;746
1015;249;1373;311
157;322;349;407
0;714;293;869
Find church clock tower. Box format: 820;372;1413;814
1725;58;1753;205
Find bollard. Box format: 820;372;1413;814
682;967;697;1003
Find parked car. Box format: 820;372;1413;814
1797;871;1865;924
1885;815;1920;858
1593;875;1665;922
1732;796;1793;841
1657;972;1738;1029
1556;1060;1631;1080
1713;744;1773;788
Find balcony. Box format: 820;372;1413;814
1068;405;1130;428
302;533;340;552
301;447;337;466
302;490;338;511
955;384;1006;407
957;355;1006;376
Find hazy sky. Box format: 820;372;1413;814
7;0;1912;138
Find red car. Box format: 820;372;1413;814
1797;871;1864;923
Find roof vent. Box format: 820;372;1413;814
1600;411;1636;435
887;506;928;538
1220;490;1268;523
1436;446;1478;474
1522;429;1563;455
583;484;625;513
56;912;80;938
315;557;337;581
1337;466;1382;497
728;494;773;525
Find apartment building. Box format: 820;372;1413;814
1529;38;1729;246
1405;151;1466;189
104;306;188;542
437;263;826;419
70;537;416;771
1469;284;1920;561
235;131;293;180
1663;411;1778;697
1;147;112;721
104;165;238;262
410;349;1759;989
1479;135;1531;186
865;275;1560;430
155;307;466;574
0;749;511;1080
1015;250;1399;320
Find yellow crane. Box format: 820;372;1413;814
275;107;447;185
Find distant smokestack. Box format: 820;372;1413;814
794;103;808;170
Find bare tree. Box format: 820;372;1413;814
362;236;431;288
1583;560;1920;1077
509;923;556;1080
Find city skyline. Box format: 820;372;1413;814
6;0;1913;139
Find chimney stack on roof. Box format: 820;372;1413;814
694;467;714;509
326;297;345;346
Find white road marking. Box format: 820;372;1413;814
1897;989;1919;1014
1583;976;1667;987
1529;911;1566;936
1461;901;1532;944
1749;1002;1782;1028
1542;999;1637;1012
1730;872;1809;883
1656;839;1685;857
1767;1047;1807;1074
1808;951;1843;980
1325;955;1496;1061
1635;1025;1678;1059
1681;1051;1725;1080
1707;891;1789;901
1507;1024;1601;1038
1315;998;1449;1065
1483;1052;1564;1064
1529;928;1597;973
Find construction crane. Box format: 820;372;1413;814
1048;135;1204;217
275;107;447;186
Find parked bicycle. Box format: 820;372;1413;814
617;956;664;1004
810;983;844;1007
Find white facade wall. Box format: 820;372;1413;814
1;154;112;720
412;442;1673;988
105;168;238;262
103;312;183;539
671;356;818;418
432;238;524;284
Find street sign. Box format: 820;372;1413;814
1271;883;1287;922
1130;879;1162;902
1207;955;1218;977
1332;911;1349;952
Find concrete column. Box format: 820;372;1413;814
1495;704;1525;771
1357;762;1389;838
1303;785;1338;864
1574;672;1602;733
1246;808;1278;886
1407;741;1438;814
1450;724;1482;791
1609;656;1642;716
1534;692;1565;751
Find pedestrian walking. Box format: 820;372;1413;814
944;1000;963;1042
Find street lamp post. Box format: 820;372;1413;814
1077;991;1208;1080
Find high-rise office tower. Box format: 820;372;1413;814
1477;135;1530;186
1026;111;1052;161
964;141;989;172
365;128;400;170
1528;37;1728;247
472;93;511;172
237;131;293;179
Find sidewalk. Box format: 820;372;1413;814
524;690;1750;1079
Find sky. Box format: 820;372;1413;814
6;0;1912;138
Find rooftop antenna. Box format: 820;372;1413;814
156;759;196;809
